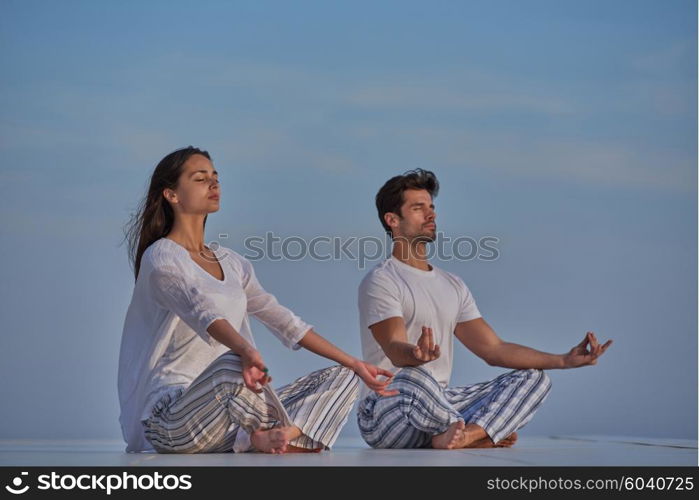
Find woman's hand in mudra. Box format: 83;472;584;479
241;348;272;393
351;360;398;397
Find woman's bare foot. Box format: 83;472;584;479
466;432;518;448
495;432;518;447
285;445;324;453
250;426;300;454
432;421;466;449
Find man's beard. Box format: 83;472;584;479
394;222;436;244
413;229;436;243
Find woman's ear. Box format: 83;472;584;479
163;188;177;204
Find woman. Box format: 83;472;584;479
118;146;396;454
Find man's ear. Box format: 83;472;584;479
384;212;399;231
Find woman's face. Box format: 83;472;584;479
165;154;221;214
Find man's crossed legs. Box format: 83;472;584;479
357;365;552;449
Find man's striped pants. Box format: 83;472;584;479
142;351;359;453
357;365;552;449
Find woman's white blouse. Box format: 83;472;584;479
117;237;312;452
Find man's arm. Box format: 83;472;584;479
369;317;440;367
454;317;566;369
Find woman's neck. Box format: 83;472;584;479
166;216;207;253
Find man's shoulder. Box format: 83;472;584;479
444;266;470;282
432;266;474;295
360;259;398;285
358;260;405;303
433;265;462;281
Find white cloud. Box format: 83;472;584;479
1;54;693;191
630;39;694;74
346;85;576;115
346;124;696;192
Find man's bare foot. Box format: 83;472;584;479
250;426;299;454
433;423;493;450
432;421;466;449
467;432;518;448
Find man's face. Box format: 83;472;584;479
388;188;437;242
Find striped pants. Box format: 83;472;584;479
357;365;552;449
142;351;359;453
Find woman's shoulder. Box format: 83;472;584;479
218;246;248;273
142;238;189;273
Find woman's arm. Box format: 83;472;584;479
298;329;398;396
149;265;271;393
206;318;271;393
239;256;397;395
241;259;315;350
297;329;358;367
207;318;256;357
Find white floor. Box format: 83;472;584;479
0;435;696;466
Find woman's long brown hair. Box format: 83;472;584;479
122;146;211;281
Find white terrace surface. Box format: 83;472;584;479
0;435;696;467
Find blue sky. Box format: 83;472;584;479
0;0;696;443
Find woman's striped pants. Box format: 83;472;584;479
357;365;552;449
142;351;359;453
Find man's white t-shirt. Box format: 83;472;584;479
357;256;482;400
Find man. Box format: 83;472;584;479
356;169;612;449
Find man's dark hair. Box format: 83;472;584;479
375;168;439;237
